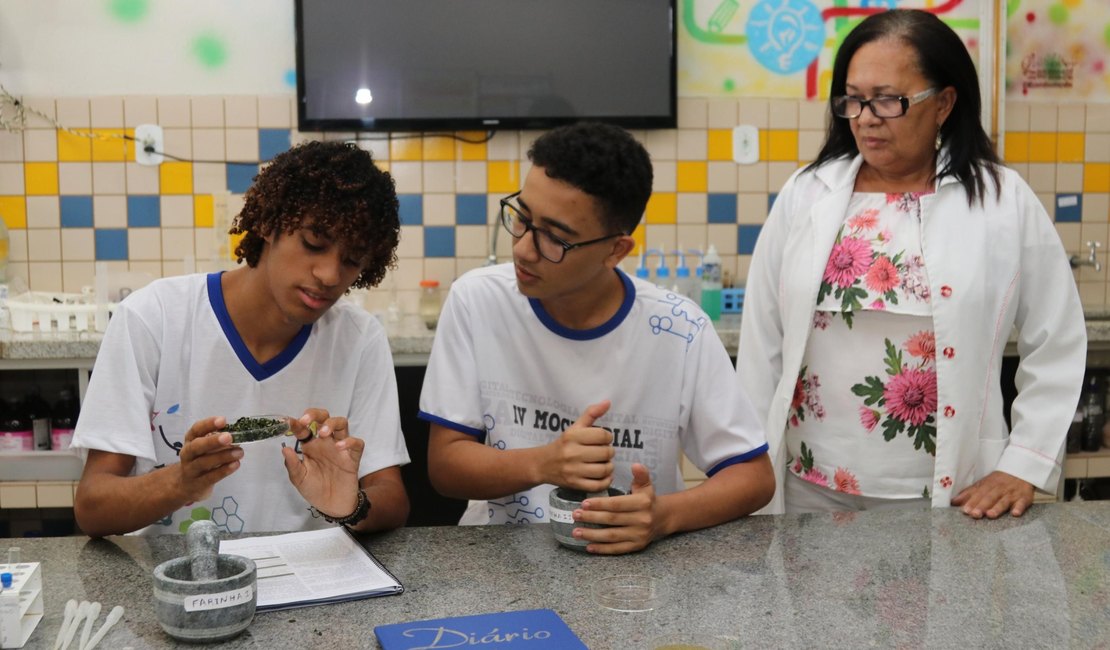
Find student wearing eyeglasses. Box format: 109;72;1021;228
738;10;1084;518
419;122;773;555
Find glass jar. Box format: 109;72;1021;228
418;280;442;330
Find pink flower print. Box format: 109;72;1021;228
884;369;938;426
847;209;879;231
865;255;899;293
823;237;871;288
812;311;832;330
834;468;861;495
900;255;931;302
792;458;803;474
877;229;893;244
905;331;936;362
802;466;829;487
791;377;805;411
869;299;886;310
859;406;880;432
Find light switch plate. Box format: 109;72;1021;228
732;124;759;165
134;124;164;166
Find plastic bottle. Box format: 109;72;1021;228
634;249;651;282
51;388;80;451
700;244;722;320
1081;375;1104;452
0;396;32;452
23;389;51;451
418;280;442;330
654;255;671;290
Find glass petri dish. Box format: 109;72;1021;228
227;414;292;445
593;574;664;612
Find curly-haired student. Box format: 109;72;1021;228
73;140;411;536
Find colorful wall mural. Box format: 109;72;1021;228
1007;0;1110;101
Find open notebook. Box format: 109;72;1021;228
219;526;402;612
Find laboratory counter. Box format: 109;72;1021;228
2;501;1108;648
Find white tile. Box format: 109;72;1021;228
423;194;455;226
92;162;126;194
676;225;708;254
90;97;124;128
487;131;519;161
0;131;23;162
61;228;94;261
224;96;258;128
160;195;194;228
768;162;797;192
390;162;423;193
422;258;456;285
644;224;677;254
5;262;28;287
62;262;96;292
396;225;424;258
158;97;192;128
123;96;158;128
454;161;486;193
163;128;192;159
707;161;738;192
678;98;708;129
797;100;828;130
125;228;161;261
706;99;738;129
23;130;58;162
768;100;799;129
7;229;26;261
125;163;160;194
28;261;63;291
677;193;708;224
652;160;677;193
455;225;488;257
738;99;769;129
58;163;92;195
191;129;225;160
258;96;293;128
738;193;770;224
225;129;259;162
193;162;228;194
55;99;90;128
1005;103;1029;132
676;130;707;161
162;227;196;260
355;136;390;162
0;163;23;194
26;196;60;228
423;162;456;193
93;196;127;228
644;130;678;160
191;96;225;128
27;228;61;261
128;260;163;278
20;97;57;129
707;224;738;255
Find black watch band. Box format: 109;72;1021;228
309;489;371;527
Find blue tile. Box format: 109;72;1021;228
1055;193;1082;223
707;193;738;224
60;196;93;228
424;226;456;258
226;163;259;194
456;194;489;225
399;194;423;226
94;229;129;261
127;195;160;227
768;193;778;213
259;129;291;162
738;225;762;255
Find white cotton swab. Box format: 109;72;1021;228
78;601;100;650
52;599;77;650
58;601;89;650
82;606;124;650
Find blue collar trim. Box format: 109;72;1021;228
528;268;635;341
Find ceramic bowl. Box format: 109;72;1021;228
152;554;257;642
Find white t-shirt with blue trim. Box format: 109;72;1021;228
72;272;410;535
418;264;767;525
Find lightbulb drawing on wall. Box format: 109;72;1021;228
355;88;373;104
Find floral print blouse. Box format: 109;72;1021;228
786;191;938;499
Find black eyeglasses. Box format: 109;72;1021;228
499;191;624;264
831;87;938;119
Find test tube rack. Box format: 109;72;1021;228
0;562;42;649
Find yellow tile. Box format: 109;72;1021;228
458;136;487;161
423;136;455;161
645;192;677;224
228;231;245;260
759;130;769;162
125;128;136;162
1003;132;1029;163
91;129;129;162
631;224;645;254
390;137;422;161
194;194;214;227
160;161;193;194
707;129;733;161
768;130;799;162
486;161;520;193
0;196;27;228
1057;133;1084;163
676;161;708;192
25;162;59;195
57;129;92;162
1084;163;1110;193
1028;133;1057;163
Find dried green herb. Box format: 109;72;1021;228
228;416;289;444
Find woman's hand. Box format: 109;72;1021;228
281;408;365;518
950;471;1035;519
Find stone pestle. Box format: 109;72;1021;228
185;520;219;581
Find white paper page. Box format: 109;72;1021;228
220;527;399;608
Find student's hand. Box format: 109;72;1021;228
572;464;662;555
538;401;615;493
176;416;243;502
951;471;1035;519
282;408;365;519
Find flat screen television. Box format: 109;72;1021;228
295;0;676;132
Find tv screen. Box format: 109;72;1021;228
295;0;676;132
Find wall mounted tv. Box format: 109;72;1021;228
295;0;676;132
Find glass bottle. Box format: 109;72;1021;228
0;395;32;452
418;280;442;330
1081;375;1104;452
51;387;80;451
23;389;52;451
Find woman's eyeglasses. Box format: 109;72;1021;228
831;87;938;119
499;191;624;264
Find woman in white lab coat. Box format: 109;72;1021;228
738;9;1086;517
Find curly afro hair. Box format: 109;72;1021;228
527;122;653;235
230;140;400;290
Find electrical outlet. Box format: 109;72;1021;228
732;124;759;165
135;124;164;166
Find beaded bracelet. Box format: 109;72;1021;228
308;489;371;527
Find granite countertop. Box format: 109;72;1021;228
3;502;1107;649
5;312;1110;364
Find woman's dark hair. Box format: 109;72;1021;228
231;140;400;289
809;9;1001;204
528;122;653;235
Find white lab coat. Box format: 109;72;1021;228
738;154;1086;514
